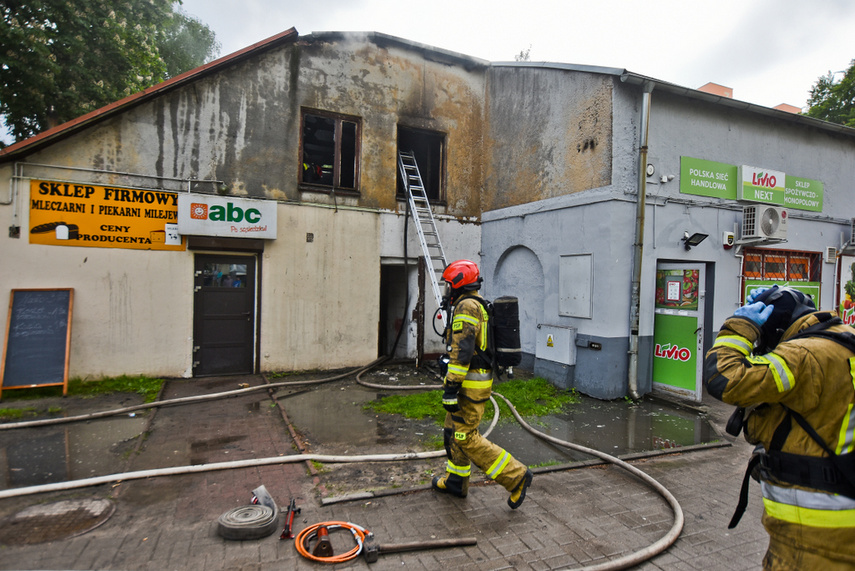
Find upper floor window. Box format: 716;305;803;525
300;110;360;191
397;126;445;203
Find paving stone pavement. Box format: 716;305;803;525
0;375;769;570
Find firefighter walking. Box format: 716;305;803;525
432;260;533;509
704;285;855;569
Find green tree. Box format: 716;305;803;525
0;1;219;143
805;59;855;127
157;8;221;79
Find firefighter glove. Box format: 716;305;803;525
747;287;770;304
442;384;460;413
734;301;774;326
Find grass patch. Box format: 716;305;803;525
0;375;164;403
68;375;164;403
364;377;579;426
364;390;445;425
0;407;38;421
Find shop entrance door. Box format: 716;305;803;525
652;263;705;401
193;255;256;376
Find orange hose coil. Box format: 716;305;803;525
294;521;371;564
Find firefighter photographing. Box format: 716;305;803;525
704;285;855;569
432;259;533;509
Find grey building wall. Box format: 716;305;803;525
481;65;855;400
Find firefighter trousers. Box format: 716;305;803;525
442;384;528;493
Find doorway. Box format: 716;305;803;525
193;254;257;376
652;262;706;401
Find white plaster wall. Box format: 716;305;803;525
0;181;194;379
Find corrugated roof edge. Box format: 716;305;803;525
492;61;855;138
0;27;300;163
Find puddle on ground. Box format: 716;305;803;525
487;396;716;467
282;375;718;468
0;415;148;490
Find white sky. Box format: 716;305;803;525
180;0;855;110
2;0;852;145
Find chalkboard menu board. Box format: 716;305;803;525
1;289;73;398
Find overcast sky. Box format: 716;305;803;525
181;0;855;110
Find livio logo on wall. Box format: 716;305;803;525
177;195;277;239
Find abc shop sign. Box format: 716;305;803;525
177;194;277;239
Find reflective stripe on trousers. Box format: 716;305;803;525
762;481;855;528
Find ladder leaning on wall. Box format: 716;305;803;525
397;150;448;311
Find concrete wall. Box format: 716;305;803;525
0;34;489;379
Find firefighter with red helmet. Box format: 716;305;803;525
432;259;533;508
704;285;855;569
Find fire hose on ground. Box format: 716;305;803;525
0;362;684;570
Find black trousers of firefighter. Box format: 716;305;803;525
441;379;528;496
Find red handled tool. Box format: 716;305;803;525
279;498;300;540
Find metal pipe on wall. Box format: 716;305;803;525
627;85;653;400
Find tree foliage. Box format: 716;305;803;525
0;1;220;143
805;59;855;128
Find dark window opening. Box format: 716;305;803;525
301;110;360;191
397;127;445;202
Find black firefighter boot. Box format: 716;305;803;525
431;473;469;498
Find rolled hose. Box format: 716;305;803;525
217;505;279;540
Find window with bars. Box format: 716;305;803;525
743;249;820;282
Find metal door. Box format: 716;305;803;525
652;263;705;401
193;255;256;376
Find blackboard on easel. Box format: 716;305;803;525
1;289;73;399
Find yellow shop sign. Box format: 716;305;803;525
28;181;184;251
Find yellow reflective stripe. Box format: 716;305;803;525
748;353;794;392
840;358;855;455
763;497;855;528
454;431;466;440
461;379;492;390
448;363;468;376
486;450;511;479
713;335;753;356
453;314;479;326
446;461;471;477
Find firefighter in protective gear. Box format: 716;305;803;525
432;260;533;509
704;285;855;569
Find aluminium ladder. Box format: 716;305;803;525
398;150;448;310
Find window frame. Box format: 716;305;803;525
299;108;361;193
741;248;822;302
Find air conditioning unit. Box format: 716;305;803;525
742;205;788;240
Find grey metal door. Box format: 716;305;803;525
193;255;256;376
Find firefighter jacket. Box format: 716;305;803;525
444;292;491;387
704;310;855;564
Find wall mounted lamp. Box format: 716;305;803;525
682;231;708;250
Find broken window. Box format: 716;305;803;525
397;127;445;202
300;110;360;191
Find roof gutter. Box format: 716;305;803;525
627;82;654;400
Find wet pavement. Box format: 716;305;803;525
0;364;769;569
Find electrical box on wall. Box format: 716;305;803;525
535;324;577;366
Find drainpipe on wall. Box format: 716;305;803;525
627;84;654;400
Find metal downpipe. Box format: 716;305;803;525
628;86;653;400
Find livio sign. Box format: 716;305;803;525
177;195;277;239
